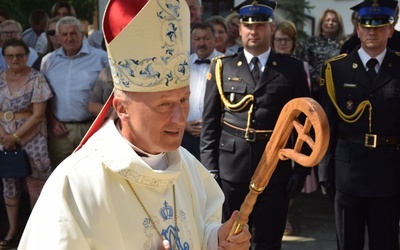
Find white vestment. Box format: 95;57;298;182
18;120;224;250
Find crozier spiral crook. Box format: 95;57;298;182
227;97;330;240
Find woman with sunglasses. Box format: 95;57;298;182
34;17;61;59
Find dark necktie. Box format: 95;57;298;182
194;59;211;65
366;58;378;82
251;57;260;83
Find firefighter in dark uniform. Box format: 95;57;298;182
319;0;400;249
340;4;400;54
200;1;310;249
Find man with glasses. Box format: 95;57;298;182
0;19;39;70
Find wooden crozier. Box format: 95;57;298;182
227;97;330;239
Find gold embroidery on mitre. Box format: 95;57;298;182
105;0;190;92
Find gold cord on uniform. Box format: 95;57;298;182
324;61;373;133
215;58;256;139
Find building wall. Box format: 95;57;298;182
98;0;107;27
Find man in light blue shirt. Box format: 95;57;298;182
41;16;108;167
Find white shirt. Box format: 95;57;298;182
358;47;386;73
35;32;47;54
187;49;222;121
243;48;271;74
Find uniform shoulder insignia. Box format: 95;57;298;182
325;53;347;63
396;52;400;56
206;72;212;81
211;53;237;62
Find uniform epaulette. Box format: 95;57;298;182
325;53;347;64
211;53;237;63
396;52;400;56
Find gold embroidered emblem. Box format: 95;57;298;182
347;100;354;110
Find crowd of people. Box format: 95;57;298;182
0;1;109;247
0;0;399;249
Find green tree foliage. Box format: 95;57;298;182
70;0;95;23
0;0;94;30
279;1;315;55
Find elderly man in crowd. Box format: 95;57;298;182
0;20;39;70
185;0;203;29
41;16;108;167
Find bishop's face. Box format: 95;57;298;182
116;86;190;154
